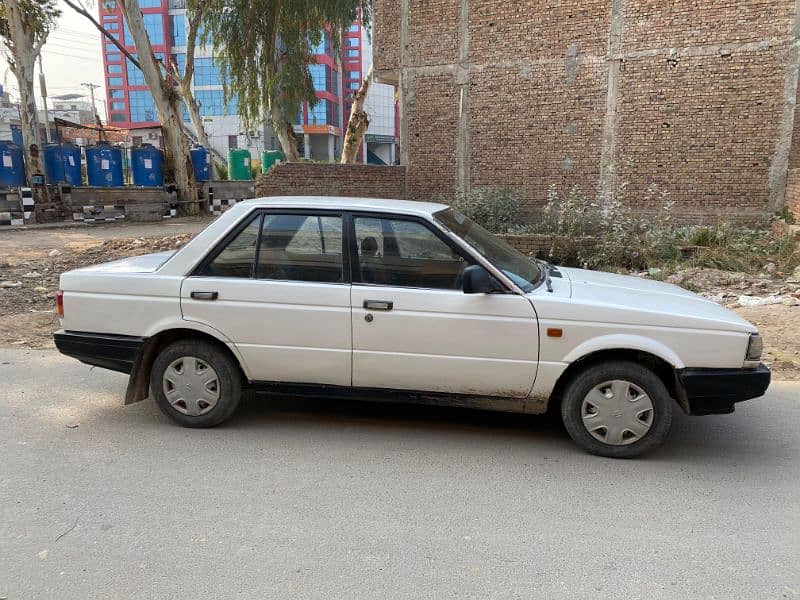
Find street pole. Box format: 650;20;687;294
81;82;102;141
38;54;53;144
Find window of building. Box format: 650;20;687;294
195;89;237;117
348;71;359;79
170;15;186;46
105;43;117;53
194;57;221;86
348;82;360;90
111;101;126;111
310;31;330;55
129;90;157;122
106;53;121;62
346;49;359;58
308;64;328;93
110;113;126;122
172;53;186;76
132;135;143;145
105;22;119;30
307;99;328;125
110;89;124;99
125;13;163;45
257;214;344;283
108;77;123;87
228;135;238;150
107;64;122;74
137;0;161;7
103;0;117;9
347;37;359;47
353;217;468;289
347;24;359;33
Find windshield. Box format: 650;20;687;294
434;208;541;292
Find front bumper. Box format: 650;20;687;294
678;363;771;415
54;330;147;374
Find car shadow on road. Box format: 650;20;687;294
211;392;790;465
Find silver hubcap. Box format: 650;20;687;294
581;380;654;446
162;356;220;417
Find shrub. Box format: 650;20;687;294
451;188;525;234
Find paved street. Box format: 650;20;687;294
1;348;798;599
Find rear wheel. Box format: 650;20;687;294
151;340;242;428
560;360;673;458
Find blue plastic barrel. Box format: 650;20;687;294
190;146;210;182
43;143;65;184
0;141;25;187
86;143;123;187
61;143;82;185
131;144;164;187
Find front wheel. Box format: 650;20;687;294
560;361;673;458
151;340;242;428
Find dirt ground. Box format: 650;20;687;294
1;218;798;380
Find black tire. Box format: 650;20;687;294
151;339;242;428
560;360;673;458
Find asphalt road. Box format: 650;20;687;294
1;349;798;599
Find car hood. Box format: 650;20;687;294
558;266;757;333
72;251;177;274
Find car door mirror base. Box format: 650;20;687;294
463;265;502;294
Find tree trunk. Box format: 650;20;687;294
341;65;373;165
269;99;301;162
181;81;217;179
119;0;198;214
5;0;45;183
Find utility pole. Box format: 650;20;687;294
81;82;103;142
38;54;53;144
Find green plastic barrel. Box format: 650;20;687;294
227;149;252;181
261;150;285;173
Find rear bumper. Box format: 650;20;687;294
54;330;147;374
678;364;771;415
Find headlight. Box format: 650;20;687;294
744;333;763;367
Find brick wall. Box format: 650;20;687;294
786;169;800;221
255;163;407;199
373;0;800;225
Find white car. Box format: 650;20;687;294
54;197;770;458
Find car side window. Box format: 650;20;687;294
256;214;344;283
354;216;468;289
202;215;261;278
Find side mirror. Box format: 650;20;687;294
463;265;500;294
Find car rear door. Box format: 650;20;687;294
181;210;352;387
348;213;539;397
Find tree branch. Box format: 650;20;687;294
62;0;141;70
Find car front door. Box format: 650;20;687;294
181;210;352;387
349;213;539;397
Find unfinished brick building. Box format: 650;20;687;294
373;1;800;223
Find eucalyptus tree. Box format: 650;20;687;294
0;0;60;182
196;0;370;161
65;0;199;212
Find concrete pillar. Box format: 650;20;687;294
303;134;311;160
598;0;626;204
363;140;369;165
327;134;335;163
390;143;397;165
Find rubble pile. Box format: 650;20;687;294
644;266;800;308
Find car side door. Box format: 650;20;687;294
349;213;539;397
181;210;352;387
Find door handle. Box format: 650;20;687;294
191;291;219;301
363;300;393;311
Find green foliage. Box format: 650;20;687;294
776;205;796;225
194;0;371;132
213;160;228;180
451;188;524;234
0;0;60;47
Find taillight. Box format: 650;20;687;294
56;290;64;317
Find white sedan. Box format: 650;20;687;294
54;197;770;458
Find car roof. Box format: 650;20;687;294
236;196;450;217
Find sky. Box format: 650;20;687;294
2;0;107;118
